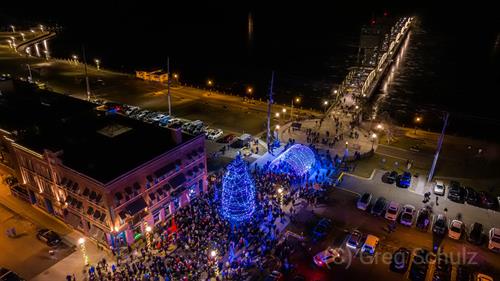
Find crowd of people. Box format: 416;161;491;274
73;156;334;281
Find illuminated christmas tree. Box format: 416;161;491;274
221;154;256;223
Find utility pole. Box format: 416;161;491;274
427;112;449;182
82;45;91;101
167;57;172;116
266;71;275;152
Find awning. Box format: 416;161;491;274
171;186;186;198
169;173;186;188
115;192;123;201
148;193;156;201
65;212;81;229
119;211;127;220
125;197;147;216
154;162;176;178
124;186;133;195
82;187;90;197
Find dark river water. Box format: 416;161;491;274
2;4;499;139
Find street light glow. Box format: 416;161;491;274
324;101;328;105
276;125;280;130
207;80;213;86
334;90;338;94
295;97;300;103
377;124;383;130
372;133;377;138
210;250;217;257
173;74;178;79
145;226;152;232
416;117;422;123
78;238;85;245
247;87;253;94
355;105;359;109
277;188;283;194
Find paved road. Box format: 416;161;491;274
287;189;500;280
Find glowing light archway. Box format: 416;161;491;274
270;144;316;176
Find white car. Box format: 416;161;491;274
488;227;500;252
208;129;224;140
434;180;445;196
313;247;342;268
448;220;463;240
399;204;416;226
385;201;400;221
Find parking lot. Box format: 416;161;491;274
285;188;500;280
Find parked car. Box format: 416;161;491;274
207;129;224;140
400;204;416;226
264;271;283;281
448;219;464;240
433;254;451;281
382;171;398;184
313;247;342;268
478;191;497;210
361;234;379;255
370;197;387;216
467;222;483;245
312;218;332;242
465;187;479;206
385;201;401;221
434;180;445;196
217;134;237;143
447;181;465;203
409;249;430;281
346;230;364;249
390;247;411;273
240;146;252;157
0;268;24;281
416;208;431;232
433;214;448;237
36;229;62;246
356;192;372;211
396;171;412;188
488;227;500;252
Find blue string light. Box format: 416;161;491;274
270;144;316;176
221;155;256;223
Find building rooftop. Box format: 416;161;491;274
0;80;196;184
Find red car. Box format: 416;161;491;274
217;134;236;143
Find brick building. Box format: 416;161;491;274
0;80;207;246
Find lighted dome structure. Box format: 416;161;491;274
270;144;316;176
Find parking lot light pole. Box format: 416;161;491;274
78;238;89;266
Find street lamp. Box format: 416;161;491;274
10;25;15;33
291;97;300;122
275;112;280;118
20;33;25;41
173;73;178;79
145;225;152;250
371;133;377;150
246;87;253;95
323;100;329;113
207;79;214;94
275;125;280;130
78;238;89;266
376;124;383;130
414;116;422;134
39;24;44;32
72;55;78;64
94;59;100;70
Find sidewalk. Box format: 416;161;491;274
0;170;112;281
